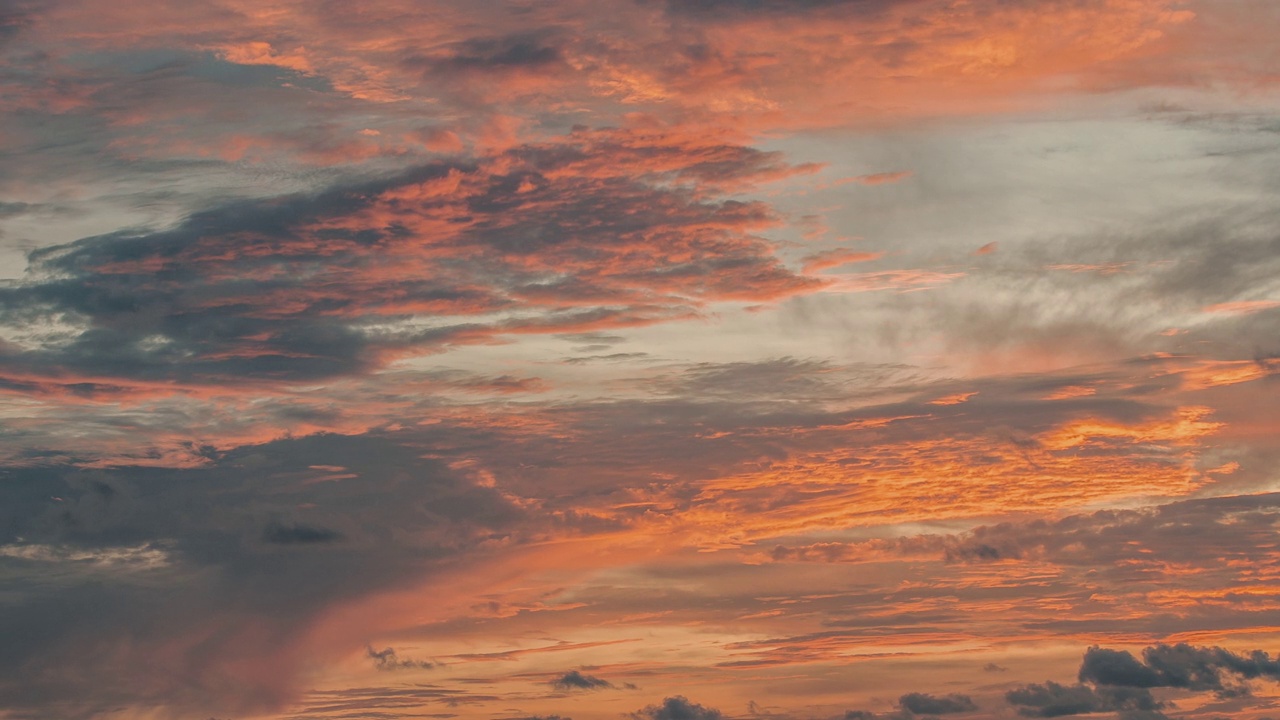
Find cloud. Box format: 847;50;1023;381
631;696;723;720
768;491;1280;570
841;692;977;720
801;248;884;274
1;4;1278;720
1008;642;1280;717
262;521;344;545
1080;644;1280;697
409;32;567;74
0;0;38;47
0;431;522;719
897;692;976;714
1005;681;1163;718
0;125;821;390
1201;300;1280;315
551;670;614;691
367;646;436;671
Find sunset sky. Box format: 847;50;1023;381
2;1;1280;719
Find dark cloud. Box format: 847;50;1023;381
0;127;818;389
1078;647;1165;688
1081;644;1280;697
367;645;436;671
551;670;614;691
1008;641;1280;717
631;696;723;720
0;0;39;47
0;431;521;719
262;520;344;545
412;32;565;73
0;200;35;217
1005;681;1163;718
897;692;976;715
842;692;978;720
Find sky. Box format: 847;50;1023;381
1;0;1279;719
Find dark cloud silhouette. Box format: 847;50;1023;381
842;691;976;719
1080;643;1280;697
1005;681;1163;718
1078;647;1166;688
898;692;976;715
366;645;436;671
552;670;614;691
631;696;723;720
1008;642;1280;717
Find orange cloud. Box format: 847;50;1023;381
801;249;884;274
930;392;977;405
1201;300;1280;315
1180;360;1279;390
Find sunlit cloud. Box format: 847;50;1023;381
0;0;1278;719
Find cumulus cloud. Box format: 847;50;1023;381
1080;644;1280;697
1007;642;1280;717
842;692;977;719
1005;681;1163;718
631;696;723;720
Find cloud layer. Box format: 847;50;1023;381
1;1;1278;719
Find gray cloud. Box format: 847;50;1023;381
0;431;521;719
1008;642;1280;718
406;31;567;75
262;520;344;545
551;670;614;690
0;129;817;389
367;645;436;671
842;691;978;719
1005;682;1163;718
1080;644;1280;697
0;0;40;47
771;491;1280;571
897;692;976;715
631;696;723;720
